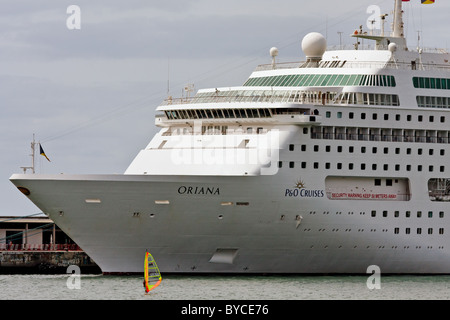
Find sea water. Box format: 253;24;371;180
1;274;450;300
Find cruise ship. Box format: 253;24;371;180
10;0;450;274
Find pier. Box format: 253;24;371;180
0;215;100;274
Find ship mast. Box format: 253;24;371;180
392;0;404;38
20;134;37;174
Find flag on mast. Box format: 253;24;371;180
421;0;435;4
39;144;51;162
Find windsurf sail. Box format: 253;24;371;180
144;251;162;293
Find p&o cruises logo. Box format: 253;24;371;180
285;179;324;198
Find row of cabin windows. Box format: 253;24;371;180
192;89;338;105
243;74;396;88
394;228;444;235
165;108;272;120
413;77;450;90
416;95;450;108
313;210;445;219
279;161;445;173
165;125;268;136
188;89;398;106
333;93;399;106
313;210;445;218
325;111;446;123
311;126;450;144
289;144;446;156
201;126;266;135
164;107;316;121
372;210;445;218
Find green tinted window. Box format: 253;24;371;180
310;74;319;86
430;78;436;89
348;75;358;86
412;77;450;90
292;75;303;86
436;78;442;89
244;74;398;87
307;74;318;86
355;75;364;86
329;74;339;86
261;77;272;86
341;75;351;86
301;74;313;86
254;78;261;86
286;75;297;86
390;76;396;87
294;74;304;86
310;74;321;86
322;75;332;86
275;76;285;86
284;75;293;85
315;75;325;86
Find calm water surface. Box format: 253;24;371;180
1;274;450;300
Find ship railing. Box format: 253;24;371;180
253;62;304;71
254;60;450;72
160;91;336;106
0;243;83;251
349;61;450;71
162;97;196;105
160;95;299;106
327;44;448;54
161;126;270;135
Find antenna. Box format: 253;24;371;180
184;83;194;99
380;14;388;37
369;19;376;35
20;134;36;174
270;47;278;69
417;30;422;51
337;32;343;49
167;57;170;97
418;48;424;70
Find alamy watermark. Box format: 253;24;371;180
168;122;281;175
366;265;381;290
66;5;81;30
66;265;81;290
366;5;382;31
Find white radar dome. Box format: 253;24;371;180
301;32;327;59
270;47;279;57
388;42;397;53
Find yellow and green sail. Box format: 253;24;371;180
144;251;162;293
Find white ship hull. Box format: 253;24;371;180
10;172;450;274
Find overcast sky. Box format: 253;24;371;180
1;0;448;216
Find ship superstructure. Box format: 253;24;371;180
10;0;450;274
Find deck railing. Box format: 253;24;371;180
254;60;450;72
0;243;83;251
